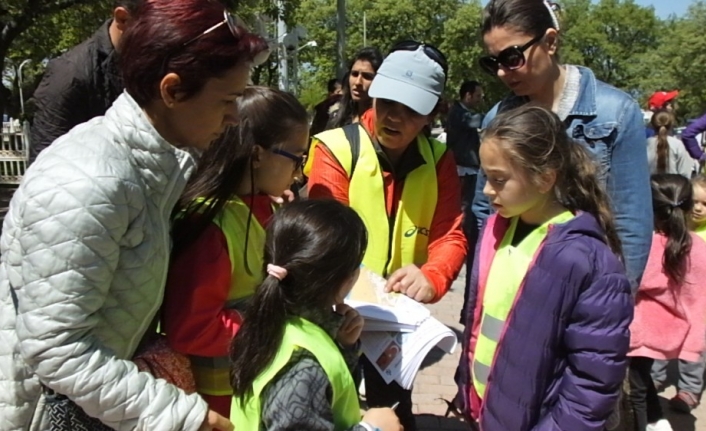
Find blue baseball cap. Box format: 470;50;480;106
368;46;446;116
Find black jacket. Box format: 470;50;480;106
29;20;123;163
446;101;483;169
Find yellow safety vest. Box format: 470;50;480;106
231;317;361;430
190;197;267;396
305;124;445;276
473;211;574;398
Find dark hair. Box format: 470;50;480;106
119;0;268;107
650;110;675;174
482;0;561;37
328;47;383;129
651;174;693;284
327;78;341;94
459;80;481;99
113;0;142;13
230;199;368;399
172;86;308;254
483;105;623;256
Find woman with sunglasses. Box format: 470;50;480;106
469;0;652;292
327;47;384;130
161;86;309;418
0;1;268;430
306;41;467;431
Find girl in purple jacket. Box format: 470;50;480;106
456;105;632;431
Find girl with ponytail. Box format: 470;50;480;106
628;174;706;430
647;110;695;177
455;104;632;431
162;87;309;416
230;199;401;431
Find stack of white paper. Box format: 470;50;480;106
345;268;458;389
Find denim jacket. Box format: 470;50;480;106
470;66;652;290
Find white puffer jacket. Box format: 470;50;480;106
0;93;209;430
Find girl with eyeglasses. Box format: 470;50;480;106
0;0;268;429
470;0;652;294
328;47;384;130
306;41;466;431
162;86;309;418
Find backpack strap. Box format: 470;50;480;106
342;123;361;177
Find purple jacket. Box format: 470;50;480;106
456;212;632;431
681;113;706;161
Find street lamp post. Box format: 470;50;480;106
17;59;31;117
336;0;347;79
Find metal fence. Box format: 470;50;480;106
0;121;29;239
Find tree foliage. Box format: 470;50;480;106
4;0;706;122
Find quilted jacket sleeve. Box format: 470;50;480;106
12;174;208;431
532;264;632;431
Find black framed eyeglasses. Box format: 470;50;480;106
478;34;544;76
390;40;449;76
271;148;307;171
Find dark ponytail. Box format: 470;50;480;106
230;200;367;400
651;110;675;174
559;143;623;257
483;104;622;256
651;173;693;284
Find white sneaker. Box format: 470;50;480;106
646;419;673;431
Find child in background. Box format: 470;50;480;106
649;174;706;416
629;174;706;431
691;175;706;240
230;200;402;431
455;105;632;431
162;87;309;417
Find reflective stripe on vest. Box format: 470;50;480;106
306;125;444;276
473;211;574;398
231;317;361;430
190;197;267;396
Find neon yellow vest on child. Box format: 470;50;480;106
190;197;266;396
473;212;574;398
231;317;361;430
305;125;445;276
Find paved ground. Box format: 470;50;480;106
410;266;706;431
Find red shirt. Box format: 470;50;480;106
162;195;273;357
307;110;467;301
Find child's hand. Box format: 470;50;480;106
335;303;364;347
385;264;436;303
361;408;403;431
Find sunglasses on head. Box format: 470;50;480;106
390;40;449;76
181;10;270;66
478;34;544;76
350;70;376;81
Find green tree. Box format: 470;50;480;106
0;0;109;115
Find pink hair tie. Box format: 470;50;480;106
267;264;288;281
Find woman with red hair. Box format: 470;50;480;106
0;0;268;430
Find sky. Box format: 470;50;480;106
480;0;692;18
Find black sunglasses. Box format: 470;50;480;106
271;148;307;171
479;34;544;76
390;40;449;76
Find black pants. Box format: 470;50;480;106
362;356;416;431
460;174;478;325
628;357;664;431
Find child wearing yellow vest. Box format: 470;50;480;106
230;200;402;431
691;175;706;241
162;87;309;417
455;105;632;431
